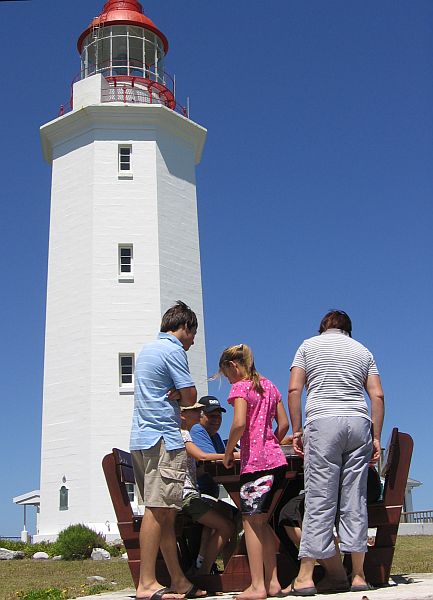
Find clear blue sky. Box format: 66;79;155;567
1;0;432;537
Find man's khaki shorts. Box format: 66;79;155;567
131;439;187;510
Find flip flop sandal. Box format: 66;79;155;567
276;583;317;597
136;587;178;600
288;589;317;597
284;583;317;597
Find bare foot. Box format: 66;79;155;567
351;575;368;588
233;585;267;600
267;583;282;597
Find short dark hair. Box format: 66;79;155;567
319;310;352;337
160;300;198;333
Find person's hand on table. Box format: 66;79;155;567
223;450;235;469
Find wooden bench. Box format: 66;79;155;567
102;448;202;588
361;427;414;585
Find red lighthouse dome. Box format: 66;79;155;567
77;0;168;54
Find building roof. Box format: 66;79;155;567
406;477;422;489
13;490;40;506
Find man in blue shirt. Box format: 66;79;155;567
190;396;241;573
130;301;205;600
190;396;226;499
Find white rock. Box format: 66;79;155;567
52;555;62;560
91;547;110;560
87;575;107;582
33;551;49;560
121;552;128;560
0;548;24;560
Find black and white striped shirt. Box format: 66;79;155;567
291;329;379;426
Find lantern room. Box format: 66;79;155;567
76;0;178;111
79;24;166;82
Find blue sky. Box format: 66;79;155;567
1;0;432;536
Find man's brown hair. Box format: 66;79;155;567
319;310;352;337
160;300;198;333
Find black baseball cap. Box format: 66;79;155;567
199;395;226;414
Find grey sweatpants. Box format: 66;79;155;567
299;416;372;560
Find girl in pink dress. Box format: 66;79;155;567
219;344;289;600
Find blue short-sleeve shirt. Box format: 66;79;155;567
190;423;225;497
130;333;195;451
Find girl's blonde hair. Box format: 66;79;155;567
218;344;264;395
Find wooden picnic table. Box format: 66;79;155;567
102;427;413;592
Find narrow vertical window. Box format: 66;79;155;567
118;145;132;172
59;486;69;511
118;244;133;278
125;483;135;503
119;353;134;387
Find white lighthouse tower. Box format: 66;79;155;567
37;0;208;540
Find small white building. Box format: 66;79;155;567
33;0;208;541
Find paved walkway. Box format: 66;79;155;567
76;574;433;600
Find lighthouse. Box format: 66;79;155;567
37;0;208;540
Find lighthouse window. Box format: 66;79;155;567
129;36;144;76
59;486;68;511
97;36;111;76
125;483;135;503
119;146;132;172
119;245;133;275
119;354;135;387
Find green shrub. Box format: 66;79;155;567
18;589;64;600
0;539;57;558
55;524;107;560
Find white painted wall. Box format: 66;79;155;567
398;523;433;535
156;130;208;391
37;92;207;540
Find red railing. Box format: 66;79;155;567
58;64;188;117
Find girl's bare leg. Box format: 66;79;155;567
234;515;268;600
263;523;281;596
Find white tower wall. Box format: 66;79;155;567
37;81;207;540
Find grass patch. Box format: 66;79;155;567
0;536;431;600
391;535;433;574
0;559;132;600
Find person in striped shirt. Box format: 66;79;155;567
283;310;385;596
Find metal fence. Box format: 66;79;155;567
401;509;433;523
